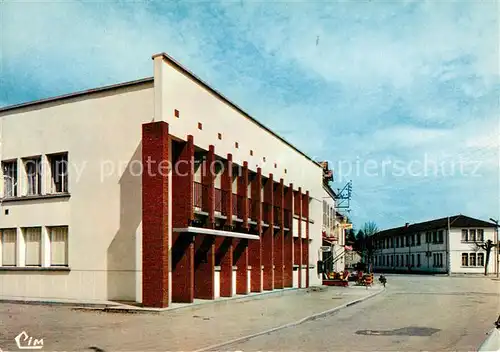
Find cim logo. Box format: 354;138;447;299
15;331;43;350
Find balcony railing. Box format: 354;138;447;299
215;188;227;213
274;206;281;225
283;209;291;228
262;202;272;224
193;181;203;210
248;199;260;220
232;193;245;219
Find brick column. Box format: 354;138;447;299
171;233;194;303
215;237;233;297
304;191;310;288
233;239;249;294
202;145;215;228
142;121;170;308
274;178;285;289
249;168;262;292
284;183;294;287
222;154;233;228
238;162;249;229
262;174;274;290
194;235;215;299
294;187;303;288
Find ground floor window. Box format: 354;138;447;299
1;229;17;266
49;226;68;266
417;254;421;267
433;253;443;268
469;253;476;266
477;253;484;267
24;227;42;266
462;253;468;266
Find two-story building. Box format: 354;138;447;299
372;215;498;275
0;52;324;307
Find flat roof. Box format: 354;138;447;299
0;77;154;113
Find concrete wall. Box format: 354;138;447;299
0;82;154;301
449;228;497;274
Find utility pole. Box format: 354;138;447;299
490;218;499;278
447;216;451;275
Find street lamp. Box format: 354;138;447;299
489;218;499;278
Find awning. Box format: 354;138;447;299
173;227;259;240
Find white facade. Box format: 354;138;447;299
0;53;324;303
321;185;346;273
373;223;498;275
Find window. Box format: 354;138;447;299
1;229;17;266
462;253;468;266
432;231;437;243
23;157;42;196
2;161;18;197
24;227;41;266
174;109;180;118
417;254;421;267
396;237;399;248
406;254;409;266
469;253;476;267
50;227;68;266
198;122;202;130
406;236;410;247
401;255;404;266
396;255;399;267
469;229;476;242
391;255;394;266
235;142;239;149
477;253;484;266
461;229;468;242
49;153;68;193
411;234;415;246
426;231;431;243
438;230;444;244
411;254;414;266
477;229;484;242
218;133;222;140
417;234;421;246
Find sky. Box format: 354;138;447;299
1;0;499;230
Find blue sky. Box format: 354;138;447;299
1;0;499;230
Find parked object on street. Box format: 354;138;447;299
477;315;500;352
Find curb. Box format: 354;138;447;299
194;286;386;352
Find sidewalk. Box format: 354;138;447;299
0;284;384;352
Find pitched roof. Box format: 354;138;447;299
374;215;497;238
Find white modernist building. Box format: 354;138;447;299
0;52;324;307
373;215;499;275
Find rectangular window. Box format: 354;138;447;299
395;237;399;248
411;254;414;266
477;253;484;266
469;253;476;267
401;255;404;266
411;235;415;246
469;229;476;242
50;226;68;266
462;229;468;242
406;236;410;247
2;161;18;197
24;227;41;266
438;230;443;244
462;253;468;266
49;153;68;193
406;254;409;266
477;229;484;242
417;234;421;246
432;231;437;243
23;157;42;196
396;255;399;267
417;254;421;267
1;229;17;266
391;255;394;266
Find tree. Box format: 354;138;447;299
474;239;498;276
362;221;379;237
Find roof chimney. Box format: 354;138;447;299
405;222;409;228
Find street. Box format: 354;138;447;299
224;275;500;352
0;275;498;351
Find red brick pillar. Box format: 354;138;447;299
202;145;215;228
222;154;233;228
262;174;274;290
142;121;170;308
304;191;310;288
238;162;249;229
274;179;285;289
234;239;249;294
194;235;215;299
249;168;262;292
284;183;294;287
171;136;195;303
295;187;303;288
215;237;233;297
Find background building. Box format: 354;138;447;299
0;52;324;307
372;215;498;275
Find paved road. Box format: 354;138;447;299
223;275;500;352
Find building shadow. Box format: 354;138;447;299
106;142;142;303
